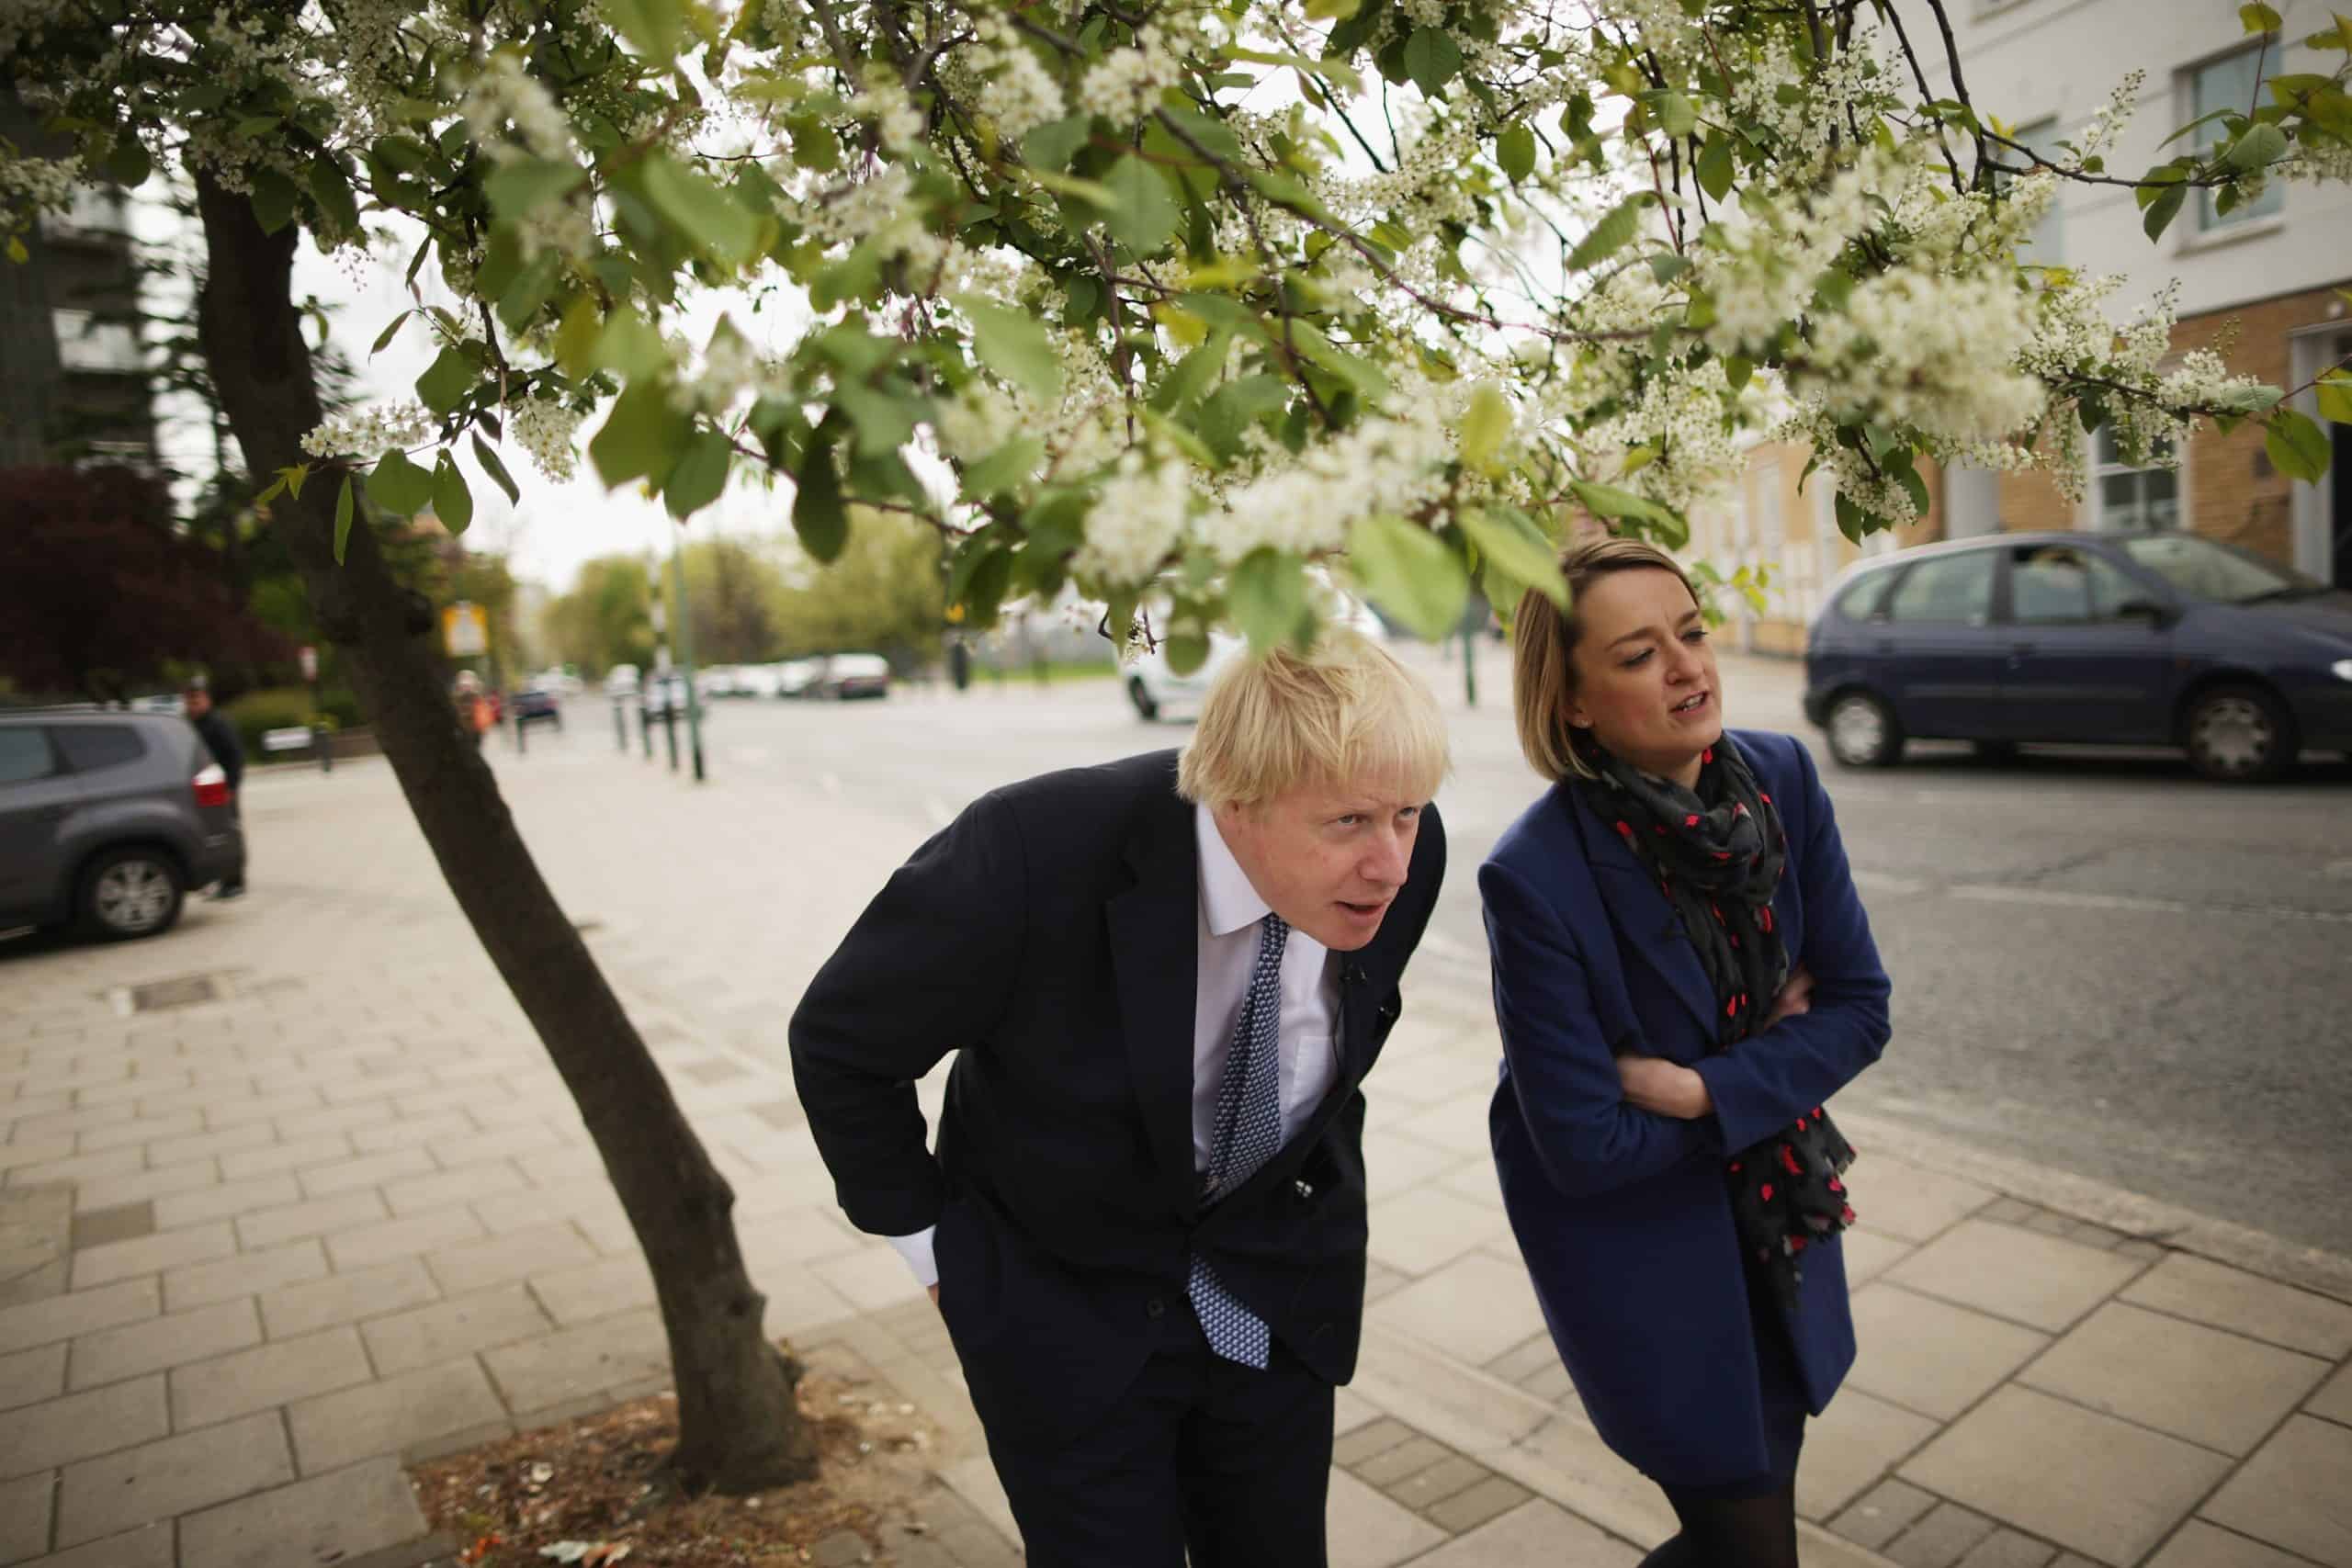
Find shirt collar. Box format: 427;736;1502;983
1193;802;1271;937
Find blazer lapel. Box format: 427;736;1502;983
1568;785;1722;1040
1107;777;1204;1217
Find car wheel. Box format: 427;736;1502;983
1826;691;1904;769
77;848;185;941
2185;684;2293;783
1128;677;1160;722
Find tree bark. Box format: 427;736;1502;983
192;175;816;1494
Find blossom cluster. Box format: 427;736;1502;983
506;398;584;484
300;400;438;460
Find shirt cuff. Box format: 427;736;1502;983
887;1226;939;1289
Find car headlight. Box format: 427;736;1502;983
2335;659;2352;682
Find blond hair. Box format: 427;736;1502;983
1510;536;1702;783
1178;630;1449;808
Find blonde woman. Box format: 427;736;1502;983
1483;537;1892;1567
794;631;1449;1568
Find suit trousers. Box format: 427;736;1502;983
976;1304;1336;1568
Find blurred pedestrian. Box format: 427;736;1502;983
183;677;245;898
1481;536;1892;1568
792;631;1449;1568
452;670;492;749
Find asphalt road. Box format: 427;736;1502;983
639;648;2352;1256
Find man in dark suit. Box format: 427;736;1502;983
791;632;1449;1568
184;678;245;898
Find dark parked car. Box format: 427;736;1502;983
511;685;562;730
0;711;247;940
1804;532;2352;783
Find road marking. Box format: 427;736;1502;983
1947;884;2352;925
1852;870;1934;897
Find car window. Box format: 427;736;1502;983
0;728;58;786
1835;570;1895;621
2117;534;2318;604
53;725;148;773
1884;550;1996;625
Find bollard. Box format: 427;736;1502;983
613;695;627;752
662;700;679;772
639;697;652;759
313;723;332;773
516;709;527;756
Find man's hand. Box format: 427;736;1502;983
1617;1055;1713;1120
1765;965;1815;1030
929;1283;940;1308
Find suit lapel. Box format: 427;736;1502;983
1107;773;1204;1217
1568;785;1722;1040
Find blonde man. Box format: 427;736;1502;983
793;631;1448;1568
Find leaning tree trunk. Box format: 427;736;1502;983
192;175;816;1494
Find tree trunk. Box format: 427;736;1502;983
192;175;816;1494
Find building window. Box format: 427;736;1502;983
51;309;141;374
2011;118;2065;261
2090;427;2181;532
2191;46;2285;231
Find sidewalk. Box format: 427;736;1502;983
2;745;2347;1568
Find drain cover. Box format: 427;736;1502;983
127;975;219;1012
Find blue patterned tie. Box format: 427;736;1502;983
1187;913;1289;1368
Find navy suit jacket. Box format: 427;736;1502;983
1481;728;1891;1485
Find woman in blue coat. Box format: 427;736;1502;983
1483;536;1892;1567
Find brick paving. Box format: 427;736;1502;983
1;705;2347;1566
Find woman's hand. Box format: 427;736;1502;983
1616;1055;1713;1120
1765;966;1815;1029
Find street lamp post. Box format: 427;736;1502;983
669;533;706;784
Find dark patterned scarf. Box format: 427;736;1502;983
1580;737;1858;1312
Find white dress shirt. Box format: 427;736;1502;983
886;802;1340;1288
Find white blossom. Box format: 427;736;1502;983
507;398;583;483
301;400;438;459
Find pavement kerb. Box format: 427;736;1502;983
1834;1108;2352;1306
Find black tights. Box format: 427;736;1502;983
1634;1481;1800;1568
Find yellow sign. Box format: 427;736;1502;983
442;602;489;658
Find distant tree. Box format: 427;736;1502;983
680;536;786;666
0;465;285;700
768;509;944;665
545;554;657;677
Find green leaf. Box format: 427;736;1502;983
1199;375;1291;462
1228;549;1311;652
1458;382;1511;470
1724;355;1754;393
369;311;413;356
369;448;435;517
486;158;583;222
2315;374;2352;425
1149;330;1231;414
1497;123;1536;182
1403;28;1463;97
1647;253;1692;285
333;474;356;563
470;433;522;507
1567;196;1645;271
104;136;151;188
833;384;917;457
310;155;358;235
2143;181;2188;241
1349;514;1469;641
1696;133;1735;200
960;298;1065;405
600;0;684;63
1164;630;1212;675
1103;154;1182;255
1305;0;1362;19
1568;479;1688;548
589;378;690;488
1459;507;1566;606
963;434;1045;498
2264;408;2333;480
250;170;300;235
415;347;474;417
792;432;848;563
2241;2;2282;33
641;156;760;266
1646;90;1699;139
663;428;733;519
432;453;474;534
2221;121;2289;173
1021;117;1093;174
1287;321;1391;402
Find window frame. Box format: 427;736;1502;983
1881;547;2000;627
2002;544;2149;626
2088;425;2187;534
0;727;63;787
2187;43;2286;233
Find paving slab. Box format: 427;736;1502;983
1900;1386;2232;1565
2120;1253;2352;1359
162;1239;329;1314
0;1341;67;1413
53;1409;295;1547
1329;1468;1446;1568
2018;1302;2332;1455
167;1325;374;1429
2305;1360;2352;1425
1369;1187;1513;1277
0;1374;169;1480
1852;1158;1998;1244
1798;1385;1940;1521
1369;1251;1549;1367
423;1219;595;1296
177;1456;430;1568
69;1223;236;1292
1886;1220;2146;1333
287;1356;510;1475
0;1472;51;1565
1396;1498;1639;1567
479;1306;668;1416
1848;1284;2051;1420
2196;1416;2352;1568
68;1299;260;1389
2146;1521;2322;1568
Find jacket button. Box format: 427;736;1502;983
1146;1297;1166;1320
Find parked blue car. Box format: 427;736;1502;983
1804;532;2352;782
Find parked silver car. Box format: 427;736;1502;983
0;711;246;940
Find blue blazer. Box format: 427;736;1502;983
1481;729;1891;1485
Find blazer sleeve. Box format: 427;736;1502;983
788;791;1026;1236
1481;858;1722;1198
1692;737;1892;1153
